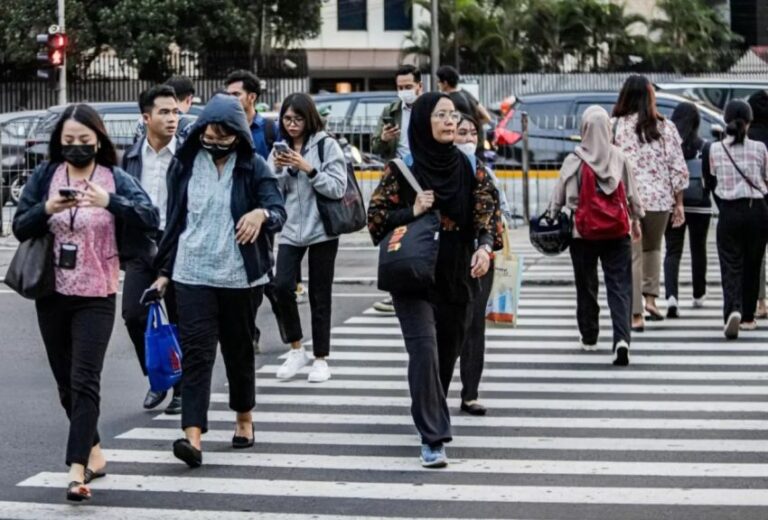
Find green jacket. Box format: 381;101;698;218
371;99;404;160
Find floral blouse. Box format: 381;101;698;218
367;162;501;249
613;114;689;212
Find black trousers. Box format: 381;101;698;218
460;264;494;403
274;239;339;357
569;237;632;347
174;282;263;433
392;295;472;447
664;212;711;300
122;256;178;384
35;293;116;466
716;199;768;323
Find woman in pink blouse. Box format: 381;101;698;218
13;105;158;501
612;76;689;331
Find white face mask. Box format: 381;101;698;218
398;88;418;106
456;142;477;157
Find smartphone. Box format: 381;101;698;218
382;116;395;127
59;188;79;200
140;287;161;305
273;141;290;155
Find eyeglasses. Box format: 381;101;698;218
200;134;236;150
431;111;461;123
282;116;305;126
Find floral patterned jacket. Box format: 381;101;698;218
367;161;502;249
612;114;689;212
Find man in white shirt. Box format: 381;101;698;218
121;85;182;414
371;65;423;161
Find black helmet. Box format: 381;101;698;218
529;210;572;256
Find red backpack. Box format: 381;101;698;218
574;162;630;240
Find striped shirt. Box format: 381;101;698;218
708;137;768;200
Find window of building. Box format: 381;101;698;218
384;0;412;31
338;0;367;31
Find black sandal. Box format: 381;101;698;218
66;481;91;502
84;467;107;484
232;422;255;449
173;438;202;468
645;306;664;321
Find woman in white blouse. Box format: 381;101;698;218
612;75;688;332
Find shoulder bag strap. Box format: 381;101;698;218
390;158;424;194
720;142;766;194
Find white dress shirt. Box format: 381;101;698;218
141;136;176;230
397;105;412;159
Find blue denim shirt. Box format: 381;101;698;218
250;114;279;160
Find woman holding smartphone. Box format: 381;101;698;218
268;93;347;383
13;104;158;501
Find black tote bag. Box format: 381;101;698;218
314;137;367;236
377;159;441;294
5;233;55;299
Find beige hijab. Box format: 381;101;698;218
561;105;626;195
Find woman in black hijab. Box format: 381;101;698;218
368;92;499;468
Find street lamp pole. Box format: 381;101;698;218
58;0;67;105
430;0;439;90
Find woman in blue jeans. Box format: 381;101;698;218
368;93;498;468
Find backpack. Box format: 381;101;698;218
574;162;630;241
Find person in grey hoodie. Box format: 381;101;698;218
268;93;347;383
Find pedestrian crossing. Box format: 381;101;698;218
9;252;768;519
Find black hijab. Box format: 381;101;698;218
408;92;475;226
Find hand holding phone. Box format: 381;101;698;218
273;142;290;155
59;188;80;200
140;287;161;306
382;116;395;127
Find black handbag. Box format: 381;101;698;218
5;233;55;299
377;159;441;294
314;137;367;236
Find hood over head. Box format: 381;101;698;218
178;94;254;162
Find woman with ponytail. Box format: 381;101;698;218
703;99;768;339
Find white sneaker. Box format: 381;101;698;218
693;294;706;309
612;340;630;366
724;311;741;340
307;359;331;383
276;348;310;379
579;341;597;351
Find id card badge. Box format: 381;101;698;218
59;243;78;269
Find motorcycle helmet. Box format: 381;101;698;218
529;210;572;256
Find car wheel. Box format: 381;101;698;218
8;173;24;206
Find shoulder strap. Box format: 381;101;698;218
720;142;766;194
316;135;328;164
390;158;423;193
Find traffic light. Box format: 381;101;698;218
36;29;68;80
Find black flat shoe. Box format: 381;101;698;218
83;467;106;484
173;438;202;468
66;481;91;502
143;389;167;409
460;401;487;416
232;423;255;449
631;325;645;332
164;395;182;415
645;306;665;321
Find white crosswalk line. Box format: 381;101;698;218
152;411;768;430
346;316;741;328
116;429;768;453
18;472;768;506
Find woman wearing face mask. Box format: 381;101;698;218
454;113;510;416
268;93;347;384
368;94;498;467
13;104;159;501
153;94;286;467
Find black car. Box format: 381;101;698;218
0;110;44;205
494;91;725;168
313;91;398;152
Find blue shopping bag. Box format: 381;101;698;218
144;302;182;392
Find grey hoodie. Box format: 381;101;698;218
268;131;347;246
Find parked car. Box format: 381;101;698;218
656;78;768;110
494;91;725;168
312;91;398;153
0;110;44;205
21;102;202;204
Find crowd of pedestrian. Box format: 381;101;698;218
10;66;768;498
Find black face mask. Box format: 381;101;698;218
200;137;237;160
61;144;97;168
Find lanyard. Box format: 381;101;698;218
66;167;97;232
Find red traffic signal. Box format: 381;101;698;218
35;31;68;68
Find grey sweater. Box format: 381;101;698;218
268;131;348;246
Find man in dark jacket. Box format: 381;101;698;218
371;65;423;161
748;90;768;317
133;75;196;143
225;70;279;160
122;84;183;414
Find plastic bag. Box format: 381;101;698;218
145;302;183;392
486;227;523;326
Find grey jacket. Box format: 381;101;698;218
268;131;347;246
